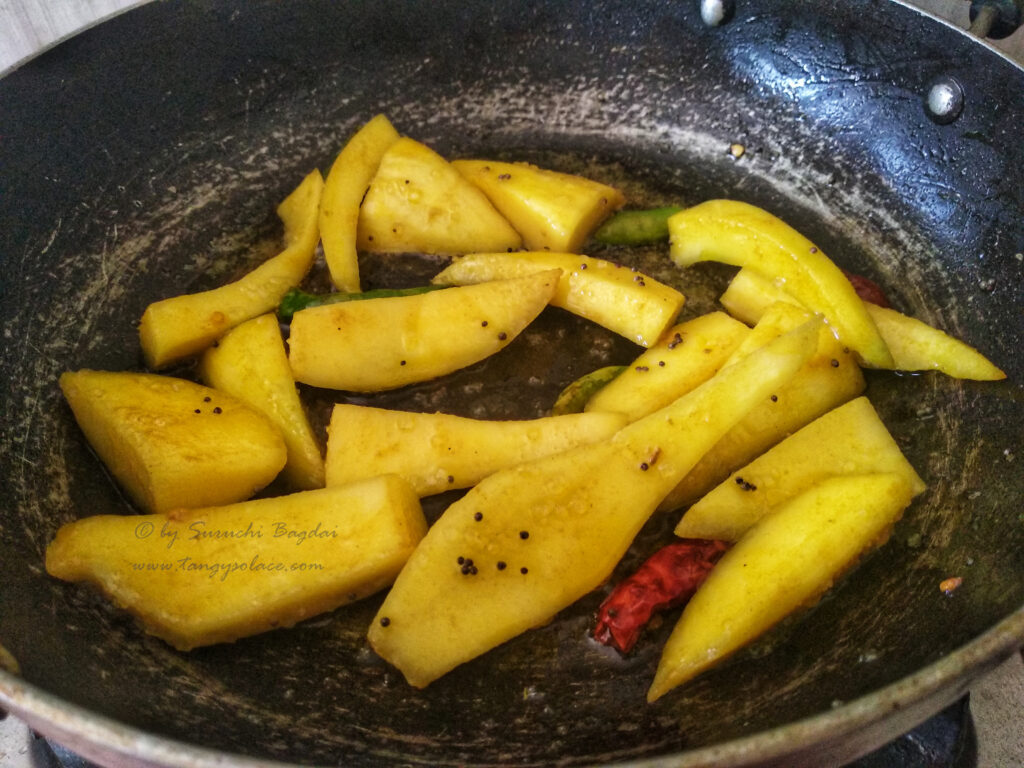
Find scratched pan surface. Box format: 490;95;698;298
0;1;1022;766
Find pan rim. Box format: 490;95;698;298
1;606;1021;767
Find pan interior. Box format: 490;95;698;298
0;1;1021;765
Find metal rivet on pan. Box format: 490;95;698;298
700;0;735;27
925;76;965;124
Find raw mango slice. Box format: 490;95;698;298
199;314;324;490
659;302;865;511
368;320;819;687
649;473;914;700
326;405;626;496
46;477;426;650
585;312;749;421
452;159;624;253
668;199;894;368
433;251;685;347
675;396;925;541
719;264;812;324
320;114;400;292
60;370;285;514
357;137;521;255
865;303;1005;379
288;271;560;391
139;169;323;369
720;267;1006;380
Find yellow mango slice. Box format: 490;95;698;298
584;312;749;421
865;304;1005;379
60;370;286;514
139;169;324;369
433;251;685;347
721;267;1006;380
356;137;521;254
288;271;559;391
668;199;894;368
451;159;624;253
649;473;914;701
46;476;426;650
676;397;925;541
720;301;817;365
368;319;819;687
320;114;401;292
198;314;324;491
325;405;626;496
659;302;865;511
719;265;814;324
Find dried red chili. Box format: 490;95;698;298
593;538;729;653
842;269;891;308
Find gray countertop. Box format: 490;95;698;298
972;652;1024;767
1;1;1021;766
0;0;144;74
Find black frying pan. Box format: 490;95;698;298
1;1;1022;766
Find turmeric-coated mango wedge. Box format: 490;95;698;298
60;370;285;514
326;405;625;496
433;251;685;347
668;199;894;368
864;304;1005;379
720;267;1006;380
357;137;521;255
452;159;624;253
288;271;559;391
139;169;323;369
584;312;749;421
199;314;325;491
320;114;400;292
649;473;914;701
368;320;819;687
659;301;865;511
46;476;426;650
675;396;925;541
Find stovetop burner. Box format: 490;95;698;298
1;695;977;768
851;697;975;768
